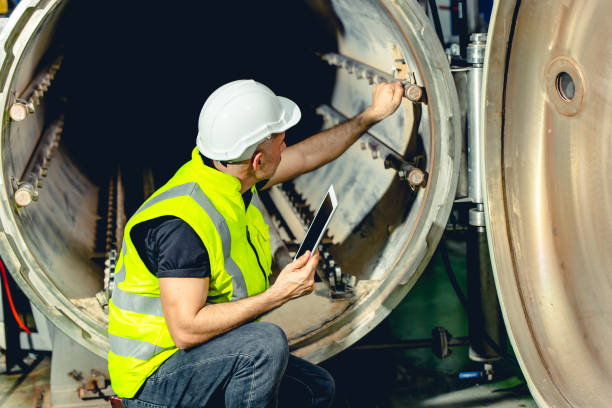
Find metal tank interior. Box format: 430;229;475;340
0;0;460;364
0;0;610;407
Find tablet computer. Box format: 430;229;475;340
294;185;338;261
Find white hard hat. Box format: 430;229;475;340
196;80;301;162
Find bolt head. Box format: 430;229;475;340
14;190;32;207
9;103;27;121
408;169;425;186
405;84;423;102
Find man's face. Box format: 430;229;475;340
269;132;286;164
258;132;286;179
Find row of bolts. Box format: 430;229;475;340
9;55;63;122
11;55;65;207
11;52;424;208
13;116;63;207
101;179;118;306
321;53;425;103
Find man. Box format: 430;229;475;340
108;79;403;407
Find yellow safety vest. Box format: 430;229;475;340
107;147;272;398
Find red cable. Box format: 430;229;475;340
0;257;32;334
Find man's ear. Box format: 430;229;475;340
252;151;264;171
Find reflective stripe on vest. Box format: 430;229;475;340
110;182;248;359
109;333;161;360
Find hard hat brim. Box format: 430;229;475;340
277;96;301;133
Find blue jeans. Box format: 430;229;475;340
122;322;335;408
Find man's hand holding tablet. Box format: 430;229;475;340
268;249;320;303
266;185;338;305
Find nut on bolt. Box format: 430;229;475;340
398;166;427;188
9;103;29;122
404;84;424;103
14;184;36;207
407;168;426;186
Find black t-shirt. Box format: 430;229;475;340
131;176;268;278
130;215;212;278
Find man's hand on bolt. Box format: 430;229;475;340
363;81;404;124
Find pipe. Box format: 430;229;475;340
465;33;506;362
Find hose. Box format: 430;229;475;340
0;257;32;334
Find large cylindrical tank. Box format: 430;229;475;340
483;0;612;406
0;0;460;365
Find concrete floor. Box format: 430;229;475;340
0;354;50;408
0;353;537;408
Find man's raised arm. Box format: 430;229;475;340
263;81;403;189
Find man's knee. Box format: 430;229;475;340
317;367;335;407
244;322;289;369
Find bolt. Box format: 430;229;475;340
14;187;34;207
360;141;367;150
450;43;461;57
9;103;28;121
470;33;488;43
405;84;424;102
408;168;426;186
371;150;378;160
344;60;354;74
328;273;336;288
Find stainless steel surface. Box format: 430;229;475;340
467;65;483;206
0;0;461;367
468;207;484;228
483;0;612;406
466;33;486;65
467;34;485;207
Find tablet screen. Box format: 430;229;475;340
294;185;338;260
